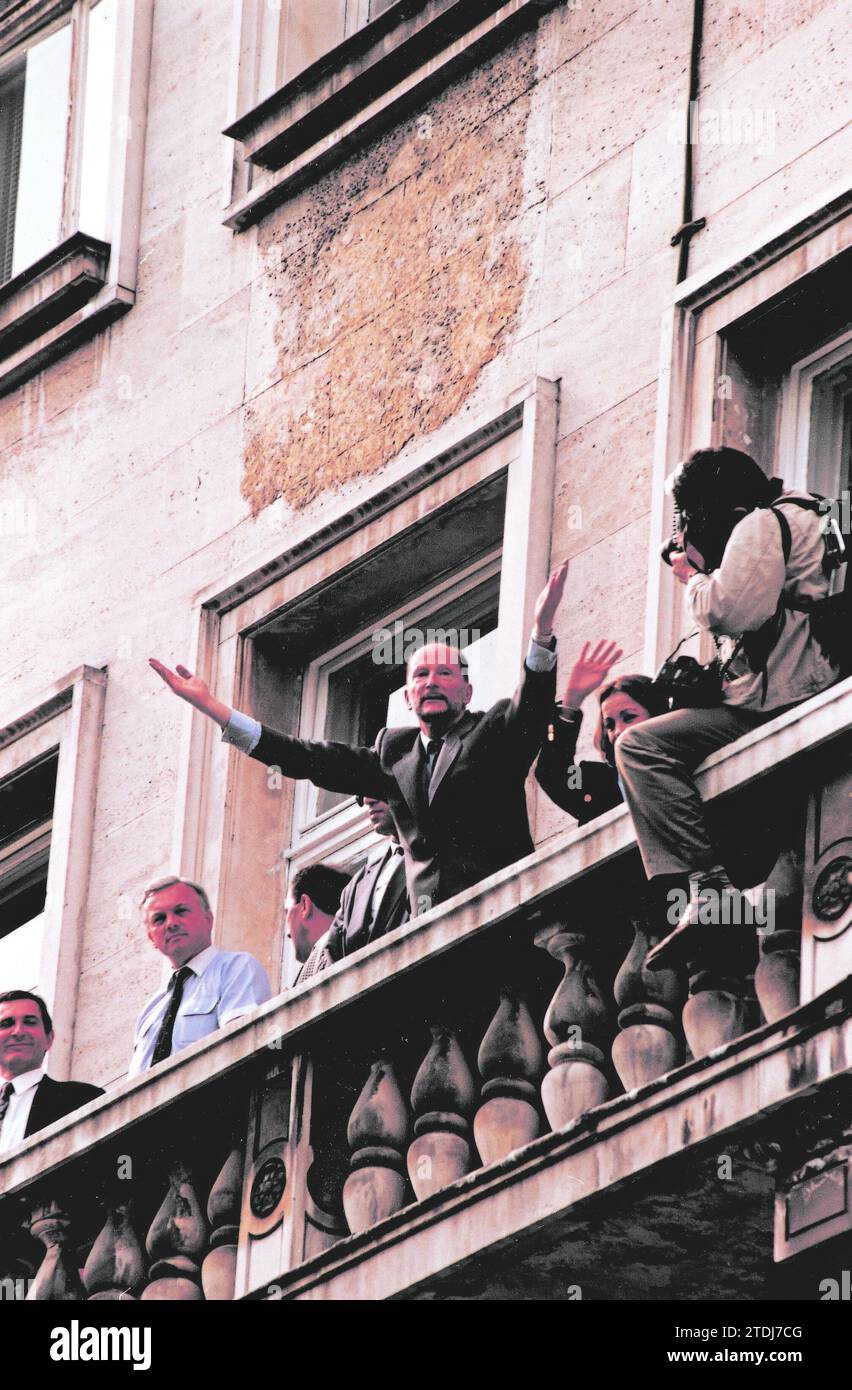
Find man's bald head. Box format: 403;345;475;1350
405;642;469;682
404;642;472;734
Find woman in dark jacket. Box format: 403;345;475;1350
536;641;668;825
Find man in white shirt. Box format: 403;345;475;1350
128;877;272;1076
0;991;103;1153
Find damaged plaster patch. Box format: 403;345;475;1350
242;48;536;517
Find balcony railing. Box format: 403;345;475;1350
1;677;850;1300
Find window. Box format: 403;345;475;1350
0;666;106;1077
224;0;553;228
780;327;852;502
0;0;153;392
257;1;398;97
646;193;852;671
298;551;501;827
177;378;558;985
0;750;58;989
0;0;116;277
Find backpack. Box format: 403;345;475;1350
740;494;850;700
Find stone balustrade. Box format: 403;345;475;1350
1;682;848;1299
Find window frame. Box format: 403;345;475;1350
290;546;502;851
778;327;852;500
222;0;558;230
172;376;558;989
0;665;107;1079
0;0;153;396
644;184;852;673
0;748;57;970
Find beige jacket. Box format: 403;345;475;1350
686;491;840;711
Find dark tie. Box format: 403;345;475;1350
0;1080;13;1128
150;966;192;1066
369;846;408;941
419;738;443;811
425;738;443;780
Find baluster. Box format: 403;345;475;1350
682;954;751;1060
26;1199;82;1301
755;931;801;1022
535;923;610;1129
141;1162;207;1300
474;985;543;1165
753;849;803;1022
408;1024;476;1200
201;1148;244;1301
343;1057;409;1235
611;918;685;1089
83;1199;145;1299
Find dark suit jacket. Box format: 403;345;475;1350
252;661;555;911
329;846;409;959
24;1075;104;1138
535;706;623;826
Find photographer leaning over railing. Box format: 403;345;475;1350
615;446;847;971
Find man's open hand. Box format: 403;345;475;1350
532;560;570;641
149;659;232;728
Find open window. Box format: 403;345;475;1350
0;750;58;990
0;0;153;393
0;666;106;1077
646;195;852;670
175;379;558;987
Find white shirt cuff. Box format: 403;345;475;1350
222;710;262;753
526;635;557;671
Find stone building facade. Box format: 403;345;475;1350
0;0;850;1302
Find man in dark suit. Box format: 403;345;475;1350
150;561;568;914
0;992;103;1152
296;797;410;984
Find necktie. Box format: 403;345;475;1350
0;1081;13;1128
150;966;192;1066
425;738;443;781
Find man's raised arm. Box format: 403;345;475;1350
496;560;570;756
149;657;388;800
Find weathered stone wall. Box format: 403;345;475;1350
0;0;848;1083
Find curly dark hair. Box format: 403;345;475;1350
671;446;783;517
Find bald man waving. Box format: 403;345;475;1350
151;563;568;916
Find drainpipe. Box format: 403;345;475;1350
671;0;706;283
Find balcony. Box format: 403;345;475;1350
2;678;850;1301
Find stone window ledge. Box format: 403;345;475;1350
0;232;111;360
223;0;558;230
